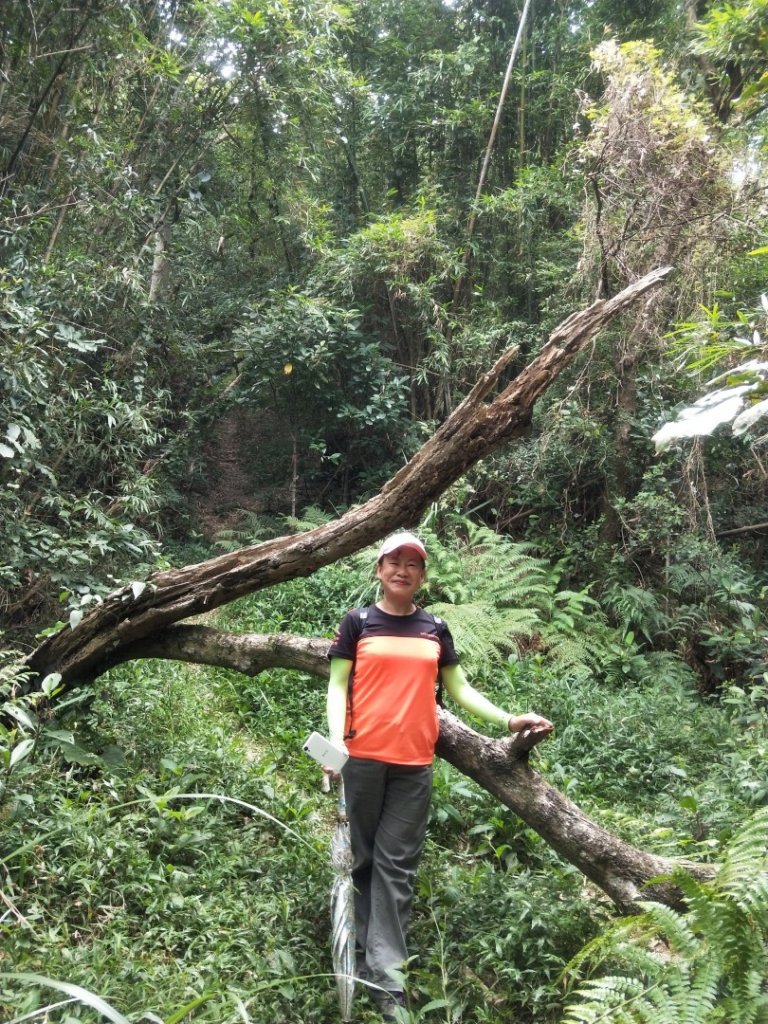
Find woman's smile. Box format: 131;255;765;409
376;547;426;613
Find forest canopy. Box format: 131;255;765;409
1;0;767;1022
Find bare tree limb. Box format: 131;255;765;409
435;712;714;910
716;521;768;538
27;267;672;688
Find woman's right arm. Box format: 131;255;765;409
327;657;353;745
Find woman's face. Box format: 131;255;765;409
376;547;426;604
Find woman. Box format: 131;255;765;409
326;531;553;1020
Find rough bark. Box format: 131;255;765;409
435;714;713;910
27;266;672;687
105;623;330;679
100;621;714;909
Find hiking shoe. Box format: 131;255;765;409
372;989;406;1021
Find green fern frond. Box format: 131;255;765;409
486;570;551;611
678;959;720;1024
211;510;273;550
421;521;617;676
717;807;768;891
732;874;768;930
726;969;768;1024
282;504;332;533
665;604;707;640
563;975;662;1024
424;523;551;609
723;969;768;1024
632;901;700;961
426;601;499;664
211;527;260;552
563;809;768;1024
603;583;670;640
0;645;31;692
664;563;708;598
426;601;540;670
563;915;668;985
538;626;603;679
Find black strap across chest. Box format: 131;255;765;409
345;606;446;742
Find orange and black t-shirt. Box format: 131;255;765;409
328;606;460;766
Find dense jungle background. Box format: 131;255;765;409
2;0;768;1021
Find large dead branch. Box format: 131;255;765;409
27;267;672;687
107;623;330;678
435;714;713;909
21;264;717;914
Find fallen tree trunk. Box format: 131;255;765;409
435;714;713;910
24;266;704;913
102;622;715;909
27;267;672;687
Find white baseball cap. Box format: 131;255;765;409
377;531;427;561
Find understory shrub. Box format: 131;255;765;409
3;519;767;1022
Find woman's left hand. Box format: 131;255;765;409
508;712;553;735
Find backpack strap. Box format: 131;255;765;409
343;606;369;740
346;608;447;733
432;614;446;707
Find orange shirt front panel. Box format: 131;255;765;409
345;634;441;765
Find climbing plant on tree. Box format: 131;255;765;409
578;39;732;532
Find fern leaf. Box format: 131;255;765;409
632;901;699;961
679;959;719;1024
426;600;541;671
564;810;768;1024
717;807;768;892
563;975;661;1024
725;966;768;1024
282;504;332;532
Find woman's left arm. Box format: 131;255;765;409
441;664;553;734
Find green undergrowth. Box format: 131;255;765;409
2;561;767;1022
1;659;340;1022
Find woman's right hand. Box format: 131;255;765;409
323;740;348;780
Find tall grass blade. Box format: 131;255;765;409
2;974;129;1024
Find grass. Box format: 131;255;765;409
1;659;338;1023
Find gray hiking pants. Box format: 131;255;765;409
342;756;433;992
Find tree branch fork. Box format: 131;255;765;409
23;266;710;911
27;266;673;687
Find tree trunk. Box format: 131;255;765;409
148;215;172;303
26;267;672;687
99;621;715;910
2;4;96;192
435;714;712;910
600;340;640;544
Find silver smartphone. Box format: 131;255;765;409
302;731;349;772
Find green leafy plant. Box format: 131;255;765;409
561;807;768;1024
655;292;768;450
0;646;94;807
231;291;412;503
419;519;596;674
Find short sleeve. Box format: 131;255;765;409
327;608;362;661
438;621;460;668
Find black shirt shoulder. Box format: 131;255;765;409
328;606;459;666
